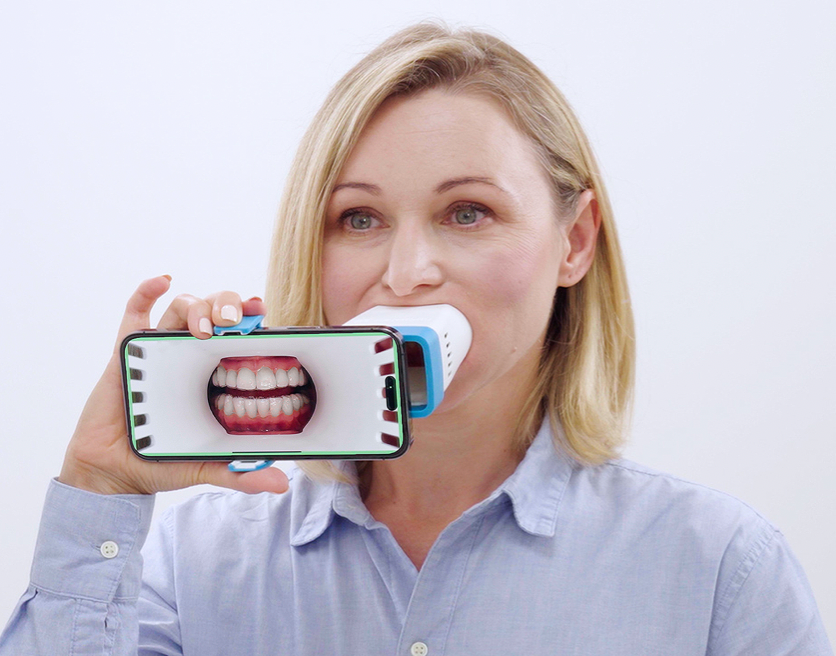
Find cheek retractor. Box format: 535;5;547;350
121;309;468;472
344;304;472;417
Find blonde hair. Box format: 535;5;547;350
265;19;635;483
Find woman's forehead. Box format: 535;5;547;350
335;90;546;198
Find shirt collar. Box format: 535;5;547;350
289;417;577;547
498;417;576;537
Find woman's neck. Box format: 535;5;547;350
361;350;540;524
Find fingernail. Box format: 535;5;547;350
221;305;240;322
199;317;213;335
162;274;172;281
247;296;263;302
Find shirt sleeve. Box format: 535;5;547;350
137;506;183;655
0;478;157;656
708;525;833;655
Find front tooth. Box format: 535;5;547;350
275;368;288;388
282;396;293;416
237;367;256;390
291;394;301;411
256;367;276;390
226;369;237;389
269;396;282;417
257;398;270;418
244;398;258;418
233;397;246;417
217;366;227;387
223;395;234;416
288;367;299;387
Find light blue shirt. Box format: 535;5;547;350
1;419;831;655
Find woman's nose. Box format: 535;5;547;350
381;225;443;297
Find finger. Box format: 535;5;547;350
156;294;207;333
193;461;290;494
185;298;215;339
205;291;243;326
241;296;266;318
114;275;172;352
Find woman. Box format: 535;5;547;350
1;20;830;655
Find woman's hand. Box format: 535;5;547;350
58;275;289;496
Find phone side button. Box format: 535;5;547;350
384;376;397;411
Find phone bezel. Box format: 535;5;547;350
120;326;411;461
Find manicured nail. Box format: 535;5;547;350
162;274;172;281
199;317;213;335
221;305;240;322
247;296;263;302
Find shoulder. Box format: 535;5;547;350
581;456;776;526
563;456;781;568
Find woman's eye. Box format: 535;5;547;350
344;212;373;230
450;203;489;227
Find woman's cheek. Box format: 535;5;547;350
321;246;365;324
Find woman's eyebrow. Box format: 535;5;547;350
331;176;507;196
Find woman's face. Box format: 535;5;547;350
322;88;578;414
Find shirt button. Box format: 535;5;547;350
410;642;429;656
100;541;119;559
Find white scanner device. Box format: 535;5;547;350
344;304;472;418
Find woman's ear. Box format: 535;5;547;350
557;189;600;288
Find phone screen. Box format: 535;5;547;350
120;327;410;461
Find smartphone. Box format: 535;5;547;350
120;326;410;461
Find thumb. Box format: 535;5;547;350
195;462;290;495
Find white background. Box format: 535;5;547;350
1;0;833;641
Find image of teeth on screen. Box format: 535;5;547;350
123;332;404;458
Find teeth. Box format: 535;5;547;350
213;388;311;422
214;363;308;390
256;367;276;390
275;368;288;388
233;397;246;417
257;398;270;418
236;367;256;390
